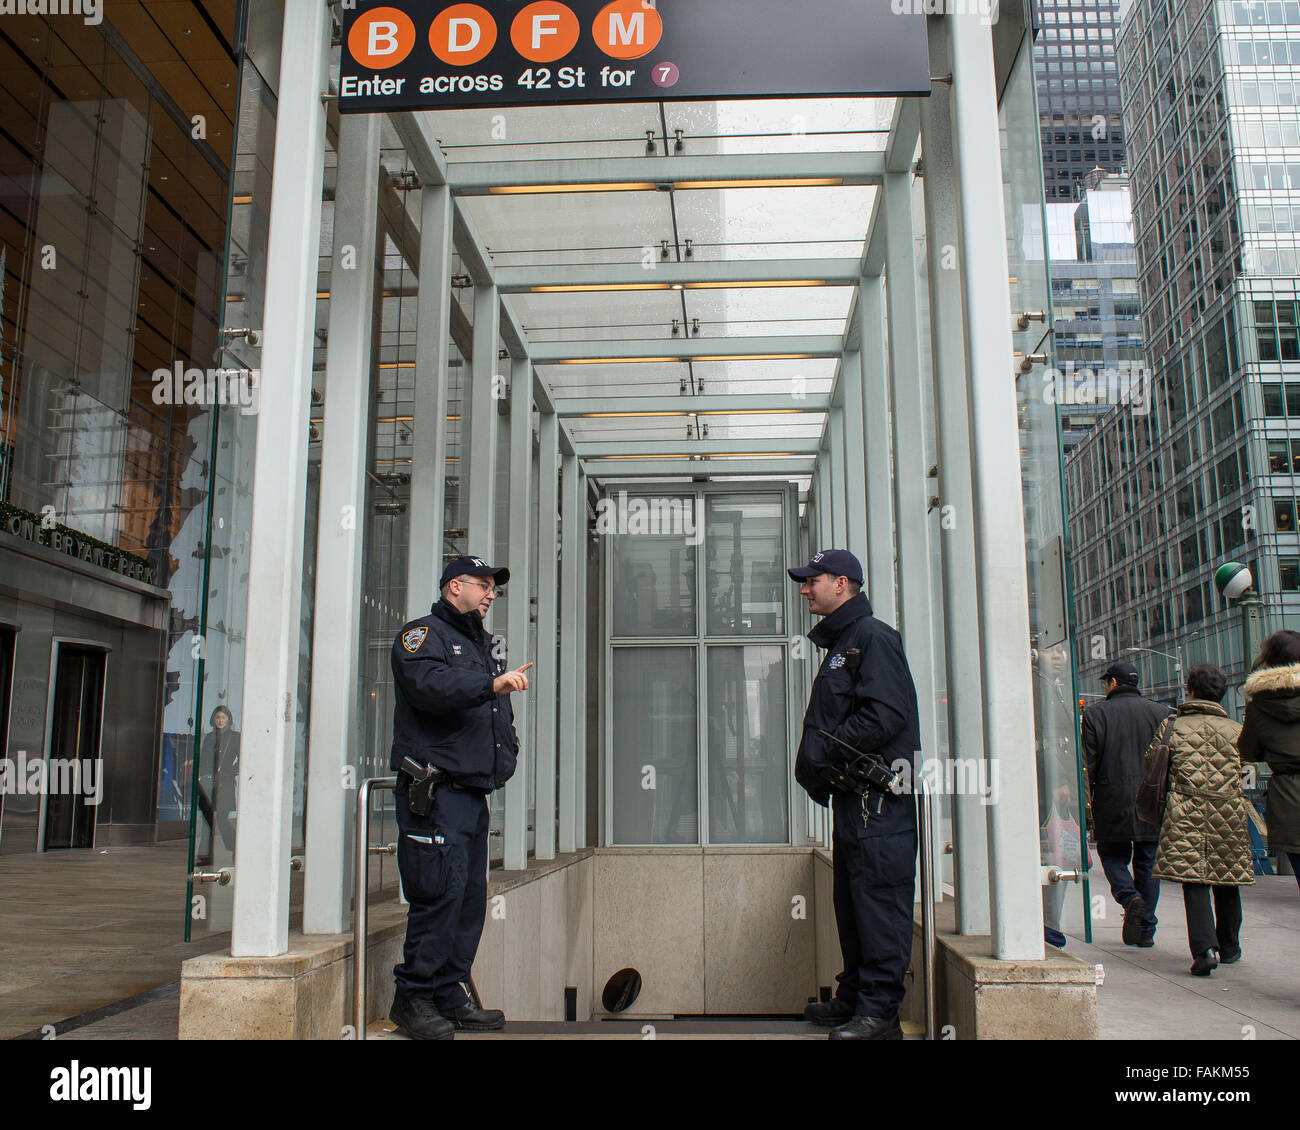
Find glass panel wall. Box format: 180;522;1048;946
1001;2;1090;942
706;645;788;843
611;646;699;844
608;487;792;845
184;33;285;937
705;494;785;636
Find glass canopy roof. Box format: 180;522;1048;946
416;95;900;486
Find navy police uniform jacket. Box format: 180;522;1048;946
795;593;921;837
389;597;519;791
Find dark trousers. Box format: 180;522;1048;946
1182;883;1242;958
831;792;916;1020
1097;839;1159;938
393;783;489;1011
1290;853;1300;892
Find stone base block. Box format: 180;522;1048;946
180;852;593;1039
901;898;1098;1039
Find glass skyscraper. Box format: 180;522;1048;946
1069;0;1300;708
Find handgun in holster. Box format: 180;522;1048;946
399;756;450;817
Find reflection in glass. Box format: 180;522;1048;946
706;495;784;636
1001;21;1087;941
707;646;788;844
612;648;697;844
610;496;696;636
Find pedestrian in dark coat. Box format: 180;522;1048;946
1081;659;1172;946
1237;630;1300;890
1147;664;1253;975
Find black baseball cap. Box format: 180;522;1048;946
788;549;864;585
440;555;510;589
1101;659;1139;686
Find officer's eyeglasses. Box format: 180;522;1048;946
458;578;498;596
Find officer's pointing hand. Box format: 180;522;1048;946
493;662;533;694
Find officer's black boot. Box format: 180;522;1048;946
803;998;854;1027
389;989;455;1040
440;1001;506;1031
828;1015;904;1041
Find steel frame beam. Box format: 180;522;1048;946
556;394;830;417
576;437;820;458
581;458;815;479
531;335;842;364
448;151;887;194
496;260;861;292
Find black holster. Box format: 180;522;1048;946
399;756;449;817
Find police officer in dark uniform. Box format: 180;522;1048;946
790;550;921;1041
387;555;532;1040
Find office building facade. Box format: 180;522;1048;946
1070;0;1300;706
1034;0;1128;201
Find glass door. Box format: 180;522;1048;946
42;645;106;850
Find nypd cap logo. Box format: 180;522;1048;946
402;627;428;653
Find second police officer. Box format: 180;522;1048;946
387;555;533;1040
789;550;921;1040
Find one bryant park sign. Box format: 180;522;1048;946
339;0;931;113
1;502;159;587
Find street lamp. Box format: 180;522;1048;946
1215;562;1264;671
1121;644;1183;675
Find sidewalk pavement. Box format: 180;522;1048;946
1068;870;1299;1040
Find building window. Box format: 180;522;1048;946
1269;438;1292;473
1276;498;1297;532
1281;557;1300;591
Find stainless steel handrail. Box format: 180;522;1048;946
916;777;936;1041
354;776;396;1041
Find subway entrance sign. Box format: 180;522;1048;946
338;0;931;113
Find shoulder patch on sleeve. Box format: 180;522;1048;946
401;626;428;653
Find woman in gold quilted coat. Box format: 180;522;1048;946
1147;663;1253;977
1238;630;1300;892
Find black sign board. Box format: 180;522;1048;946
338;0;931;114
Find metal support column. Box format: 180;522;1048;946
406;183;454;617
573;472;590;848
558;452;582;853
503;356;534;869
533;412;560;859
950;10;1044;959
303;112;381;935
858;275;897;627
828;404;848;546
466;284;500;558
230;0;330;957
921;13;990;935
883;171;941;782
816;462;832;551
840;350;869;560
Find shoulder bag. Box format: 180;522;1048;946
1136;715;1174;827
